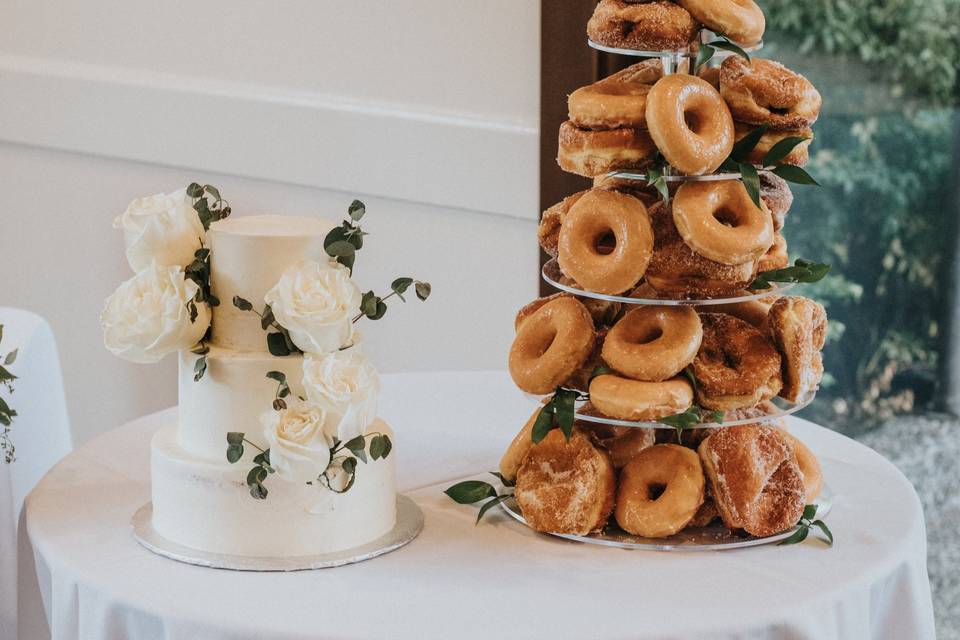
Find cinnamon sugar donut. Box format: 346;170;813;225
602;306;703;381
646;202;756;297
587;0;700;51
673;180;774;265
569;60;662;130
691;313;782;411
721;57;822;130
734;123;813;166
589;374;694;421
539;191;587;258
698;424;806;537
688;496;720;527
779;429;823;502
615;444;705;537
557;188;654;295
767;296;827;402
515;428;616;535
583;423;656;469
509;296;595;394
558;121;657;177
646;74;735;175
760;171;793;230
758;233;788;272
678;0;765;46
698;295;777;329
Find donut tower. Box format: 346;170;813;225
498;0;831;546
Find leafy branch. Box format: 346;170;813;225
694;32;751;73
190;342;209;382
444;472;515;525
750;258;831;291
225;432;274;499
323;199;368;273
779;504;834;547
232;296;302;357
355;278;432;322
186;183;231;231
720;125;820;208
183;244;220;325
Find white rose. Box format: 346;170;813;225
113;187;205;272
261;400;335;483
302;348;379;441
264;260;361;355
101;263;211;363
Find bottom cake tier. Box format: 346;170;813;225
150;423;397;558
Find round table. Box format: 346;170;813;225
19;371;936;640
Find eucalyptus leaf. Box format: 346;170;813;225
325;240;357;260
444;480;497;504
348;199;366;221
380;434;392;458
232;296;253;311
186;183;204;198
204;184;221;201
265;370;287;384
249;483;268;500
392;277;414;297
342;456;357;475
4;349;18;366
226;432;245;445
0;366;16;383
226;443;244;463
247;466;267;485
261;305;275;330
360;291;379;317
415;281;432;301
267;332;292;356
344;435;366;455
369;434;386;460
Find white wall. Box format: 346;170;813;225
0;1;541;444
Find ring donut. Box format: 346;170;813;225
734;124;813;167
778;429;823;502
569;60;662;130
589;374;693;421
691;313;782;411
602;306;703;381
557;188;654;295
672;180;774;265
678;0;765;46
498;405;544;483
587;0;700;51
698;295;778;329
558;121;657;177
509;296;596;394
760;171;793;230
515;292;619;332
646;74;735;175
758;233;788;273
767;296;827;402
583;423;656;469
539;190;587;258
615;444;705;537
721;57;822;130
515;428;616;535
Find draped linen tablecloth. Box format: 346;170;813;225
19;371;935;640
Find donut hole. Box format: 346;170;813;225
683;110;703;134
713;207;742;228
595;230;617;255
647;483;667;501
633;326;664;345
531;328;558;358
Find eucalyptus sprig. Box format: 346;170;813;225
0;325;18;463
225;432;274;499
694;32;751;73
187;183;231;231
779;504;834;547
355;278;432;322
265;370;292;410
183;245;220;325
190;342;210;382
750;258;831;291
324;199;368;273
445;472;515;525
721;125;820;207
232;296;302;357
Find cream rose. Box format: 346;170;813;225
261;400;335;483
263;260;362;355
101;263;211;363
113;187;205;272
302;348;379;441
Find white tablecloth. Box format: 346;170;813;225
19;371;935;640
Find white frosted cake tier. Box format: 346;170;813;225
151;422;397;558
208;214;334;352
178;347;306;460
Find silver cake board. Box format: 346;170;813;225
131;495;423;571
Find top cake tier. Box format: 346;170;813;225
208;214;334;352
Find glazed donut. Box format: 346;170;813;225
758;233;788;273
645;202;756;297
691;313;782;411
498;405;544;483
509;296;596;394
569;60;662;130
515;428;616;535
721;57;822;130
767;296;827;402
558;121;657;177
673;180;774;265
734;123;813;166
539;191;587;258
678;0;765;46
602;305;703;381
583;423;656;469
589;374;693;421
587;0;700;51
698;424;806;537
557;188;654;295
515;292;619;332
646;74;735;175
698;294;777;329
615;444;705;537
778;429;823;502
760;171;793;230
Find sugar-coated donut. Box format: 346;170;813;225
565;327;608;393
698;295;777;330
646;74;735;175
673;180;774;265
723;399;784;428
760;171;793;230
583;423;656;469
646;202;756;297
734;123;813;167
699;424;806;537
767;296;827;402
688;496;720;527
589;374;694;421
698;65;721;90
509;296;596;394
539;190;587;258
758;233;788;273
692;313;782;411
515;428;616;535
569;60;662;130
602;305;703;381
498;405;544;483
678;0;765;46
721;57;822;130
615;444;705;537
587;0;700;51
557;188;654;295
558;121;657;177
778;429;823;502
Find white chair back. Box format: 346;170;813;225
0;307;72;639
